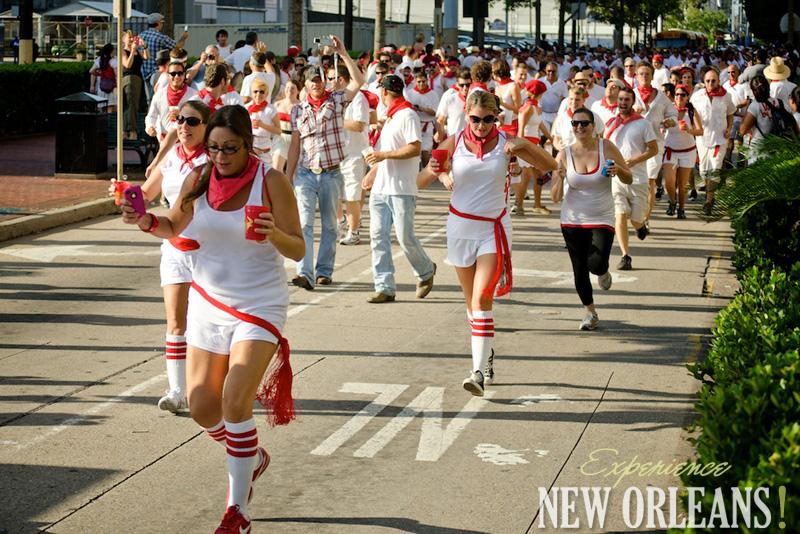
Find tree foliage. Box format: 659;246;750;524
664;0;728;42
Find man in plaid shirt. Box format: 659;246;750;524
286;36;364;290
140;13;188;102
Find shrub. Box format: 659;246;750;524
730;200;800;274
0;61;92;136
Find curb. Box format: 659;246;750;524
0;197;116;242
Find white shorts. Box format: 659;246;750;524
663;147;697;169
271;133;291;160
697;140;725;181
612;181;649;222
447;217;512;268
340;156;366;201
159;241;196;287
646;146;664;180
186;288;286;355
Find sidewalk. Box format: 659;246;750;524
0;134;144;241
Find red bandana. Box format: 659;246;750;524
176;144;205;173
520;97;539;113
404;74;414;86
601;97;618;110
469;82;489;93
413;85;432;95
443;71;456;78
637;85;656;105
360;89;379;109
166;84;188;107
729;80;737;87
706;86;727;99
567;108;575;118
198;88;224;113
386;96;414;118
207;155;260;210
307;91;331;113
498;77;514;86
604;112;643;139
463;123;499;161
247;101;268;114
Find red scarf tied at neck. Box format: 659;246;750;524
177;144;205;173
247;101;268;114
601;97;618;110
207;155;261;209
497;77;514;86
307;91;331;113
413;85;432;95
166;84;188;107
604;112;643;139
469;81;489;94
385;96;414;119
637;85;657;104
463;122;499;161
198;88;224;113
706;86;727;99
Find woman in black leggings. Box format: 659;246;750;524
551;108;632;330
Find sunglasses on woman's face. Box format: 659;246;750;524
177;115;203;126
206;144;242;155
469;115;496;124
253;90;265;94
675;92;688;97
570;119;592;128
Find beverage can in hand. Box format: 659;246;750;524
600;159;615;177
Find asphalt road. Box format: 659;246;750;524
0;187;736;534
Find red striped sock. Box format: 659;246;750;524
165;334;187;393
225;419;258;516
204;420;226;446
471;310;494;372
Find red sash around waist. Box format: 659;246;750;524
168;236;200;251
190;281;295;426
500;120;518;135
448;204;512;298
664;145;696;161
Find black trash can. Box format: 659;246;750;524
55;92;108;175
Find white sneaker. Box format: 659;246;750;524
462;370;485;396
157;389;187;413
579;312;599;331
598;271;612;290
337;217;348;240
339;230;361;245
484;349;494;385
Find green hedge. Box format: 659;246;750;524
681;263;800;531
0;62;92;137
731;200;800;274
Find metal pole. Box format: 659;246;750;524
116;10;123;181
344;0;353;48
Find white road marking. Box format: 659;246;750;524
511;394;566;406
527;309;562;315
13;374;166;450
0;440;19;446
2;245;160;263
310;383;408;456
514;268;637;286
417;391;495;462
474;443;530;465
535;449;550;458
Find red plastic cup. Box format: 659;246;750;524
678;119;687;131
245;205;270;241
251;119;259;129
113;181;130;206
431;149;449;171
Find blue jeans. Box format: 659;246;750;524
294;166;343;285
369;193;435;295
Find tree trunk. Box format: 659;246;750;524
535;0;541;45
374;0;386;55
157;0;174;39
558;0;565;48
613;0;624;50
344;0;354;48
289;0;303;48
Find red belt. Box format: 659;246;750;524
190;281;295;426
169;236;200;251
500;121;518;135
448;204;512;298
422;121;433;133
524;135;541;145
664;145;696;161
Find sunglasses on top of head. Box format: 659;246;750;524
469;115;496;125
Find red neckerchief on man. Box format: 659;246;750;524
604;112;643;139
176;144;205;173
463;122;499;161
443;70;456;79
413;85;432;95
360;89;379;109
600;97;618;111
247;101;268;114
385;96;414;119
207;155;261;210
166;84;188;107
469;81;489;93
566;108;576;118
728;79;737;87
497;77;514;86
306;91;331;113
636;85;657;106
705;86;727;99
404;74;414;86
198;88;224;113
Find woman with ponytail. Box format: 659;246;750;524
121;105;303;533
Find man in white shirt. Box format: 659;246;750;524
764;56;796;111
633;61;677;219
462;46;481;69
214;29;233;60
240;51;277;103
591;78;623;126
405;71;441;167
540;62;568;131
623;58;638;88
690;67;735;214
436;68;470;138
551;87;603;151
225;31;257;74
362;74;436;303
652;54;670;91
145;61;198;141
328;65;370;246
192;63;244;112
605;87;658;271
723;63;748;166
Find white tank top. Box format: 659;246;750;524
448;130;510;239
560;143;615;229
663;108;697;151
190;163;289;313
500;87;516;126
521;105;543;139
160;145;207;243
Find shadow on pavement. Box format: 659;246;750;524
255;516;487;533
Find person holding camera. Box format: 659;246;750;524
285;36;365;290
121;32;149;139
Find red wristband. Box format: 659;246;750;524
142;213;160;233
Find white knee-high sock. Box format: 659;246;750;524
470;310;494;373
165;334;186;393
225;419;258;515
204;420;226;447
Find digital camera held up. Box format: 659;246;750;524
314;35;334;47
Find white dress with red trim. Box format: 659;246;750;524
560;143;615;231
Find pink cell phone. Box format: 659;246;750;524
124;185;147;217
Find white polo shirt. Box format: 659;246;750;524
373;107;421;196
635;88;678;145
605;117;657;185
690;90;736;148
436;88;467;137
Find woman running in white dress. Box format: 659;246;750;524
122;105;304;533
418;90;556;396
663;84;703;219
551;107;632;331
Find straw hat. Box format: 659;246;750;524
764;56;791;81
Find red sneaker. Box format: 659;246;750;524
215;505;251;534
248;447;271;503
